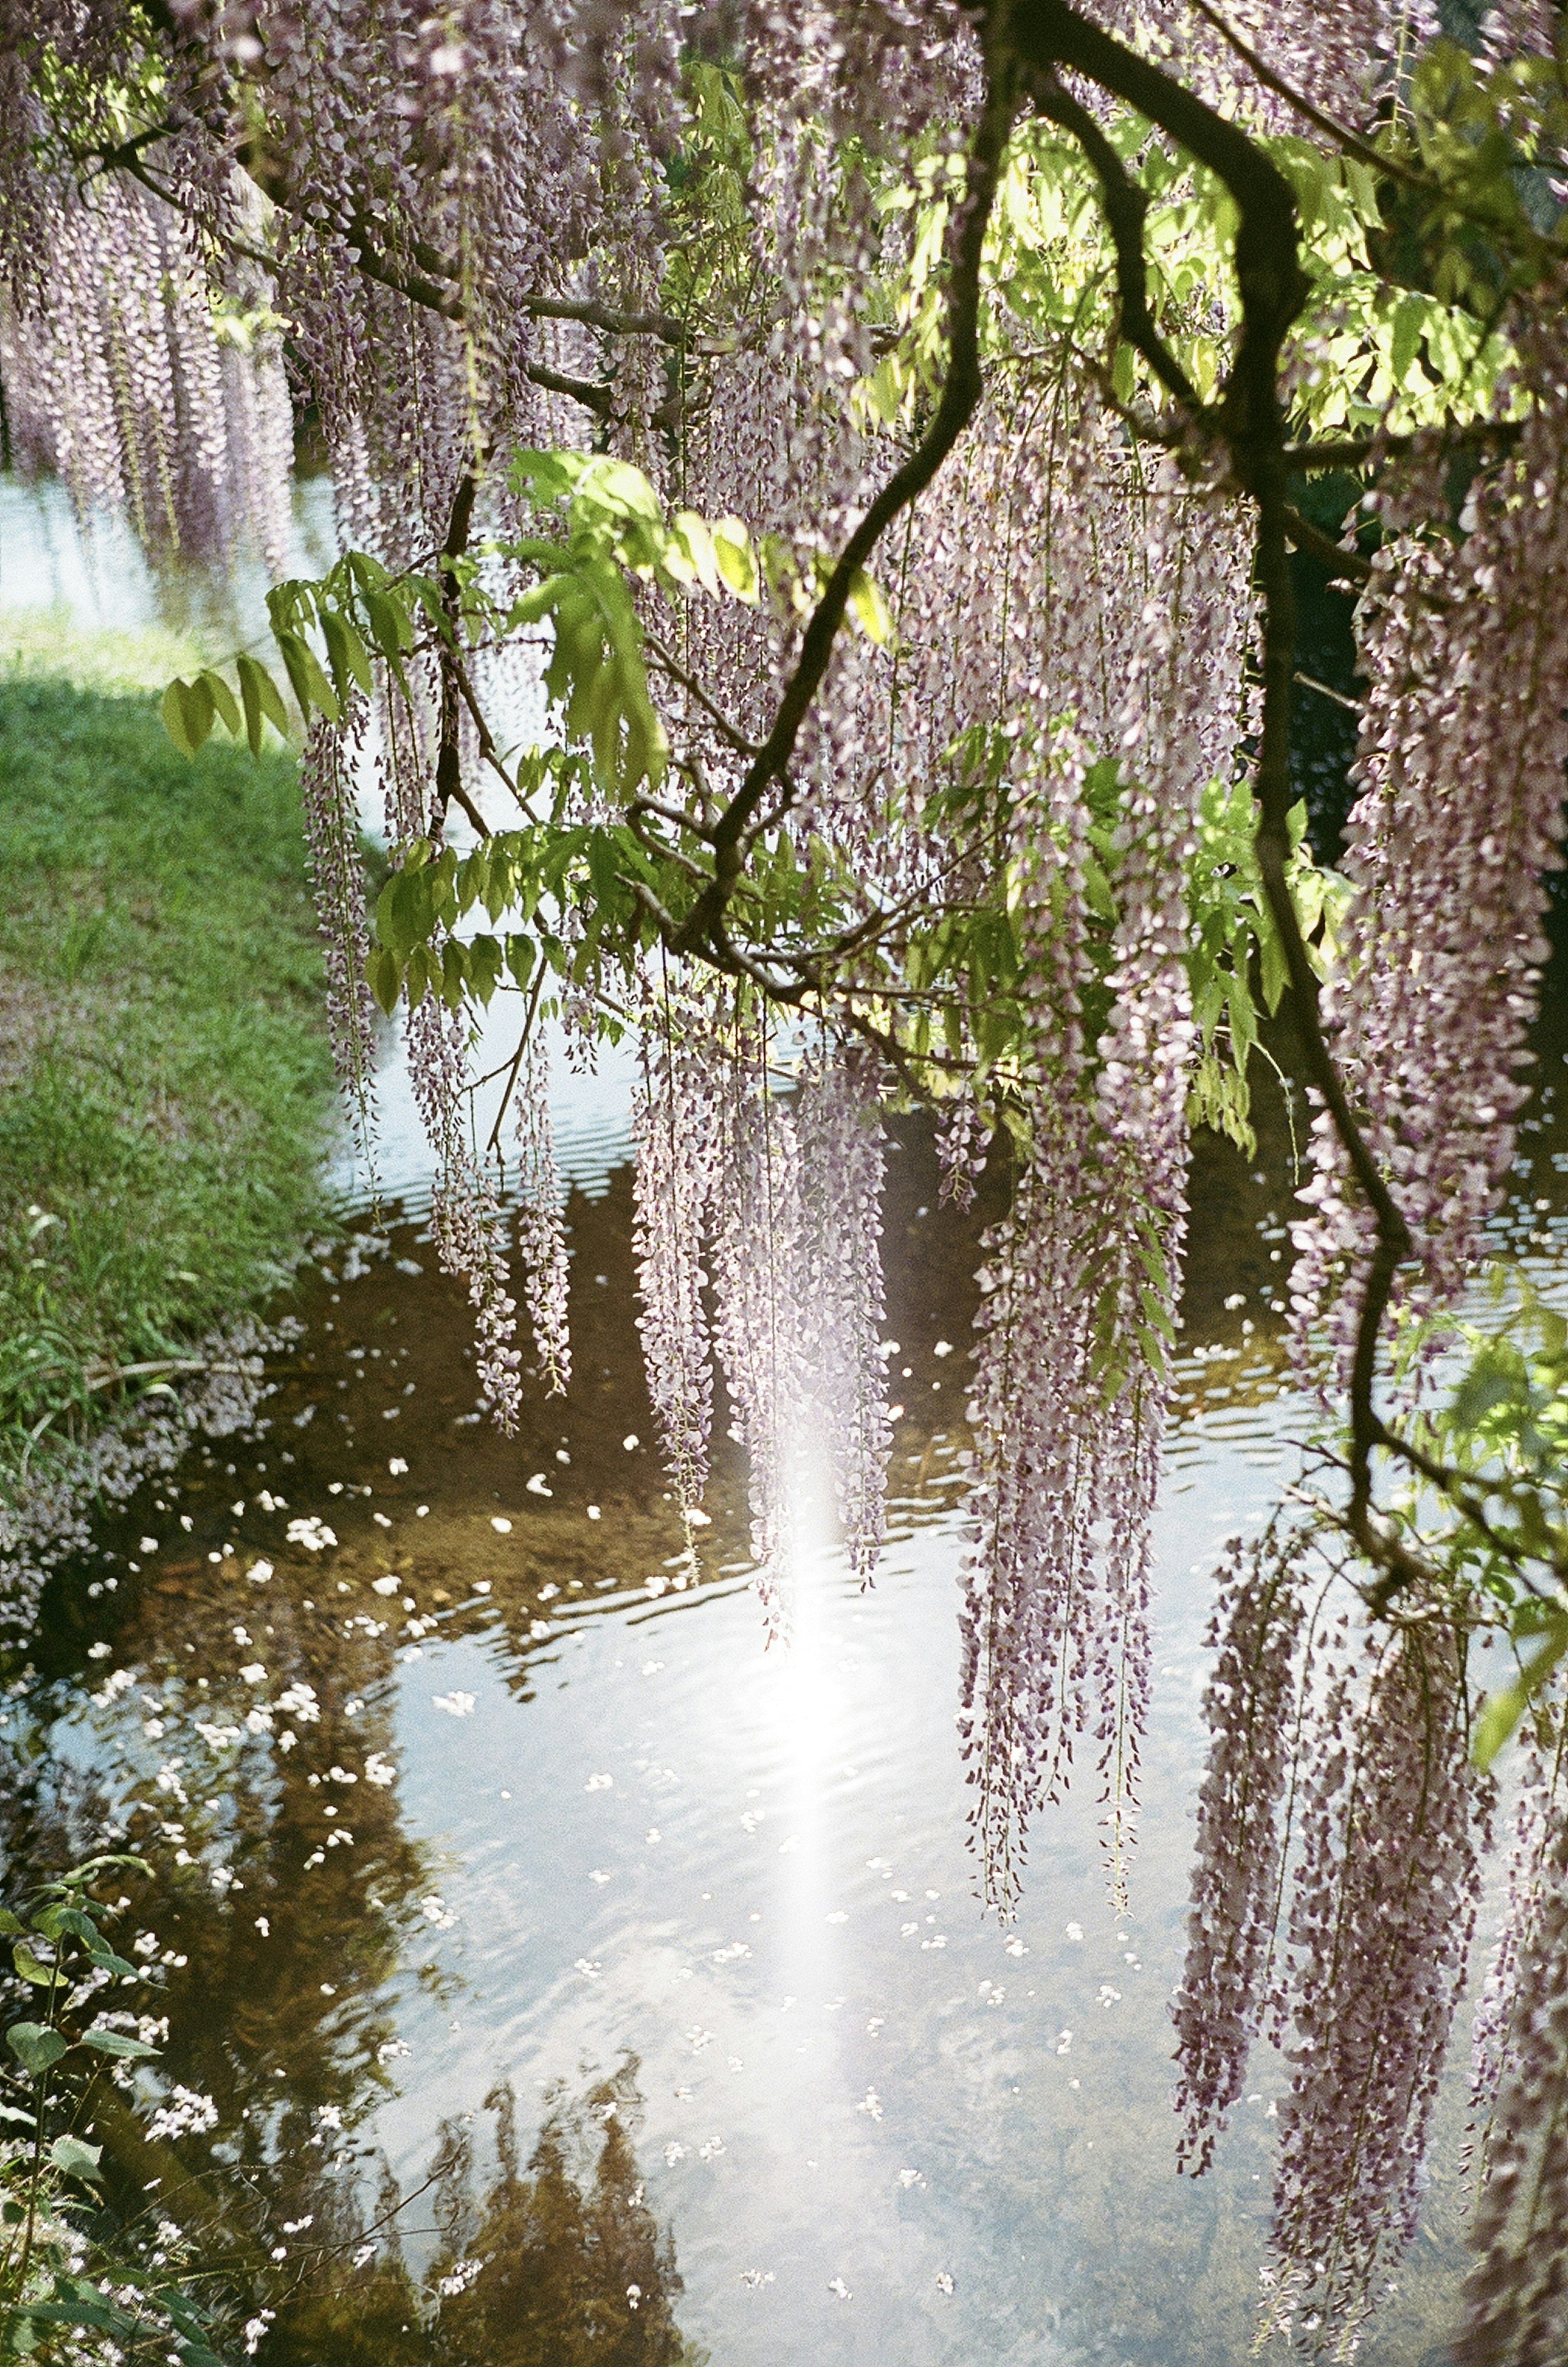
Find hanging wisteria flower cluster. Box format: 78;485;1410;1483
8;0;1568;2354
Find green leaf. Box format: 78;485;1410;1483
670;510;722;595
79;2025;159;2060
1474;1619;1568;1768
467;934;503;1005
404;943;433;1010
48;2134;102;2184
365;945;403;1017
321;606;374;702
711;517;759;602
275;628;342;725
846;567;894;646
7;2022;68;2073
362;585;414;658
159;678;214;760
235;653;290;756
12;1946;65;1990
196;670;241;736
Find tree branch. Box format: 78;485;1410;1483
669;27;1020;956
432;469;491;838
1027;70;1205;414
1011;0;1419;1590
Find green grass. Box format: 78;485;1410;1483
0;664;337;1487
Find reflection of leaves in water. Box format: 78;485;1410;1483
273;2063;703;2367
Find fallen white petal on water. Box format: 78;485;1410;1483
827;2278;851;2302
490;1516;513;1533
585;1772;613;1790
935;2272;955;2295
525;1476;551;1497
432;1691;476;1718
388;1457;408;1474
285;1518;336;1552
372;1575;401;1596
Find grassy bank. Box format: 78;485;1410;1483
0;658;336;1488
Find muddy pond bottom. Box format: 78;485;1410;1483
18;1106;1559;2367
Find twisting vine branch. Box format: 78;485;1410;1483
668;14;1022;958
1009;0;1424;1598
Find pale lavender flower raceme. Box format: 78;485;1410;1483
1294;381;1568;1368
796;1045;893;1588
512;1031;572;1397
1266;1619;1487;2345
1458;1812;1568;2367
1173;1525;1311;2176
632;1021;725;1522
710;1053;807;1640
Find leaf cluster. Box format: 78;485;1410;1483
0;1859;235;2367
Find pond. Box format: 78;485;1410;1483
11;988;1568;2367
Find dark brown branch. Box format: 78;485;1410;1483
1012;0;1421;1589
1283;420;1526;474
433;469;491;838
1283;506;1373;582
642;630;761;758
483;961;548;1163
670;31;1020;957
1027;70;1205;414
99;150;611;417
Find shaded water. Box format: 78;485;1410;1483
12;1020;1568;2367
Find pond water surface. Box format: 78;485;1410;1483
6;474;1566;2363
12;1014;1568;2367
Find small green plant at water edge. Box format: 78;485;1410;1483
0;1858;232;2367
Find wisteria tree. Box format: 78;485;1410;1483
5;0;1568;2354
